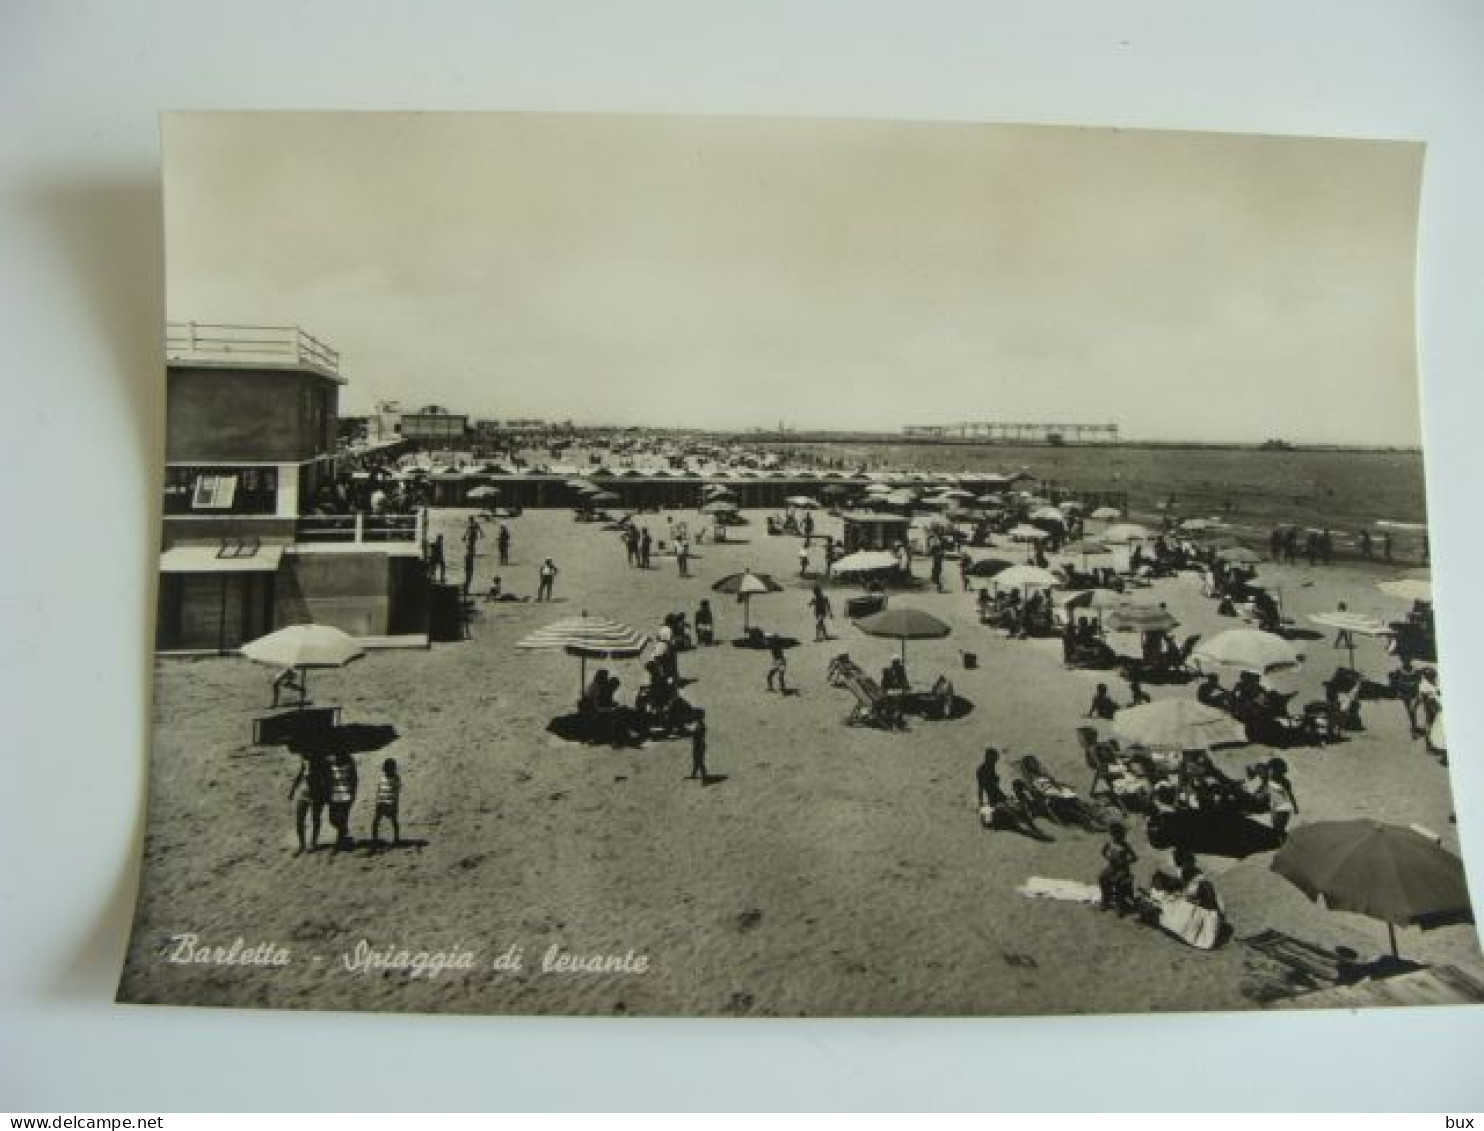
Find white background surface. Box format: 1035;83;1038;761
2;0;1482;1112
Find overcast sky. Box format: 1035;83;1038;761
164;112;1423;444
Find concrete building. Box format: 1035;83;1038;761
158;322;429;652
399;405;469;446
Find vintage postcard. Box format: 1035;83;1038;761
119;111;1479;1016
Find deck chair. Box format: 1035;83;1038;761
1015;755;1106;831
843;673;904;730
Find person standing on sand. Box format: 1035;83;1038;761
689;715;709;781
640;528;653;568
766;636;790;693
1098;821;1138;914
798;543;811;577
536;557;559;601
497;523;511;566
695;599;715;646
676;535;691;578
462;515;482;569
290;749;330;854
808;585;833;642
327;749;358;851
371;757;401;846
427;534;447;583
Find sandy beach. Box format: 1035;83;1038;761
119;504;1478;1016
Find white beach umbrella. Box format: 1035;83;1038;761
241;623;365;709
1193;629;1302;675
1102;522;1154;544
991;565;1061;592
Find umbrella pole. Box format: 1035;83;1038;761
579;656;587;701
1388;921;1400;960
743;595;751;634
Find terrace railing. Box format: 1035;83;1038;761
295;510;423;547
166;321;340;377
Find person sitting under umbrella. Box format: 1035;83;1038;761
927;674;955;720
1196;673;1229;711
1086;682;1119;721
271;666;306;708
881;657;910;697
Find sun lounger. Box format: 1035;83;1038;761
1014;754;1107;831
843;673;905;730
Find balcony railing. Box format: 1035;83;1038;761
166;321;340;377
295;510;424;547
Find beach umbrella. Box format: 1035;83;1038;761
1308;610;1391;668
864;483;893;495
711;570;784;632
587;490;621;505
884;489;917;507
832;550;899;576
466;485;500;500
700;499;739;517
1112;699;1247;751
516;614;649;697
785;495;820;509
964;556;1016;578
1193;629;1301;675
1271;820;1473;957
703;484;738;499
1102;523;1154;544
241;623;365;709
853;606;951;671
1029;506;1067;524
1216;545;1263;565
991;564;1061;593
1008;524;1051;542
820;483;852;499
1091;506;1122;520
1103;603;1180;634
935;488;975;500
1377;577;1432;602
1058;538;1115;570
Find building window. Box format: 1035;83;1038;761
164;466;279;515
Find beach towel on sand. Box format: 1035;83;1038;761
1018;877;1102;904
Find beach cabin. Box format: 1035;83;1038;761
840;511;912;554
157;322;429;652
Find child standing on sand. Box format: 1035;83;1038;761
372;757;402;846
766;636;790;693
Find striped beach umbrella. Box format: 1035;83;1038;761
517;614;650;697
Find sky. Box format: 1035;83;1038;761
164;112;1424;445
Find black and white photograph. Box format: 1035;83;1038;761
115;110;1480;1018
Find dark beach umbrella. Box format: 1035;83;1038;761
965;556;1016;578
1271;820;1474;957
853;606;951;671
712;570;784;632
700;499;739;515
